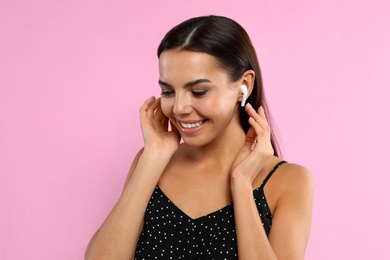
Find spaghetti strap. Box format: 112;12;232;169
261;161;287;187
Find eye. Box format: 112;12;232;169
161;90;174;97
192;90;207;97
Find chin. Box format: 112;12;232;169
181;137;209;148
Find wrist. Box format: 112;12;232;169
230;174;253;198
136;147;173;172
142;146;174;160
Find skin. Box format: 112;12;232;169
85;50;314;259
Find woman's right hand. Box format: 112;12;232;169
85;96;179;260
139;96;181;156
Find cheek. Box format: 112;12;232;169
209;91;237;111
196;95;237;122
160;99;172;117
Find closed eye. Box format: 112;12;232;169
192;90;207;97
161;90;174;97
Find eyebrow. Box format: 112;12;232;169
158;79;212;88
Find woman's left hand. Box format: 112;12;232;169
231;104;274;185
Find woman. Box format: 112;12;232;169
86;15;313;259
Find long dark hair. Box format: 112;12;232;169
157;15;281;157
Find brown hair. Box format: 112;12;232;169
157;15;280;156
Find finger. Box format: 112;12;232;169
247;117;273;157
155;104;164;122
244;125;257;150
146;97;160;119
155;106;169;130
245;104;262;122
245;104;269;130
245;122;257;140
258;106;271;133
247;108;271;142
161;114;169;130
140;96;155;111
247;116;265;138
150;97;161;112
258;106;268;122
170;120;181;139
140;96;156;120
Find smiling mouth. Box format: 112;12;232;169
179;120;206;129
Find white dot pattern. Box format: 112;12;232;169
135;161;286;259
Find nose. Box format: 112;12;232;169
173;93;192;116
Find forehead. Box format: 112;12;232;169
158;50;229;84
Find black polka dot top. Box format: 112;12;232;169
135;161;286;259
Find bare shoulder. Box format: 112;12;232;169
266;163;314;257
279;163;313;187
122;147;145;192
275;162;314;203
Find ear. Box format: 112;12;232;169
237;70;255;103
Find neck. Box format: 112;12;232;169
179;119;246;171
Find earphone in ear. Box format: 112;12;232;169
240;85;248;107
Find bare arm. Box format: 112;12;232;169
232;165;314;259
85;97;180;259
85;148;172;259
230;104;314;259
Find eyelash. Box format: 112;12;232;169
160;90;208;97
161;90;174;97
192;90;207;97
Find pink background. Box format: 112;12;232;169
1;0;389;259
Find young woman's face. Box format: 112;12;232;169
159;50;242;147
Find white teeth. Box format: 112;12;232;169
180;120;205;129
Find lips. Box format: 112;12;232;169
178;120;206;129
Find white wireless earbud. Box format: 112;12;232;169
240;85;248;107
